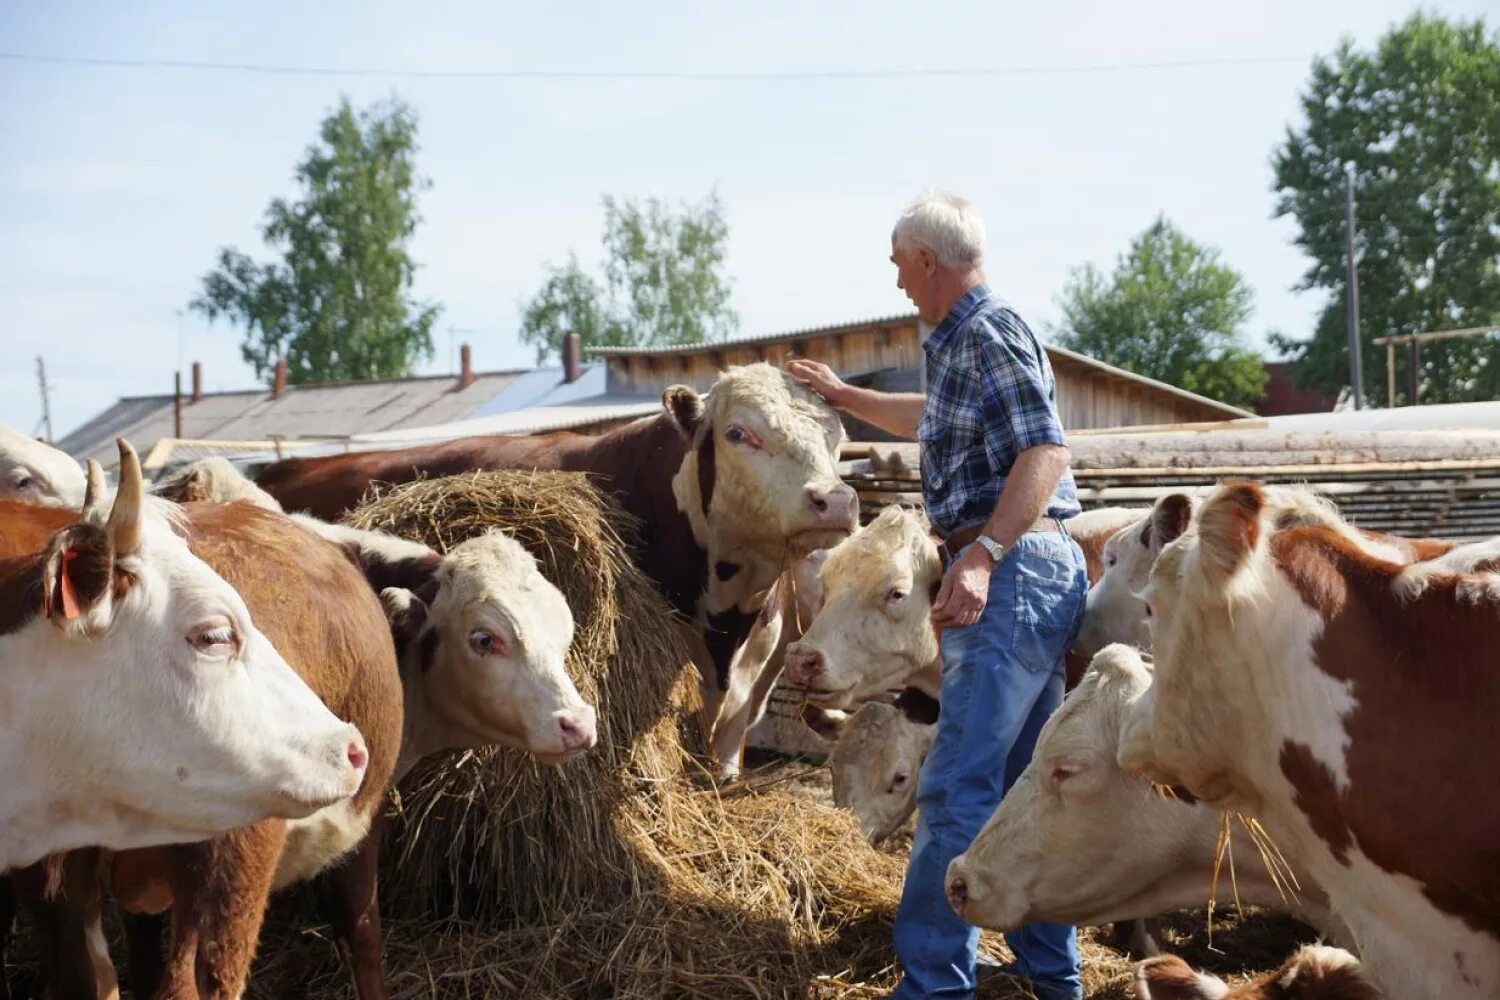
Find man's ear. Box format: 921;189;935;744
662;385;705;440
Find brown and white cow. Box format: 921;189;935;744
945;645;1332;937
15;507;598;1000
1117;481;1500;999
1135;945;1373;1000
255;363;857;779
0;423;87;508
0;443;367;875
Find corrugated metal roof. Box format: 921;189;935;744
57;370;524;469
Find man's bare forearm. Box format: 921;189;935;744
831;386;925;440
978;444;1071;549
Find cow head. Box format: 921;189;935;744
783;506;942;709
948;646;1224;929
0;423;87;507
829;698;936;844
1114;482;1355;809
153;457;284;511
666;364;856;597
0;441;368;869
383;530;596;765
1074;494;1194;657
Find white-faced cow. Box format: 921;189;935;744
829;690;939;844
254;363;857;779
0;422;87;508
15;501;596;1000
0;442;368;875
1117;481;1500;999
945;645;1332;937
1135;945;1373;1000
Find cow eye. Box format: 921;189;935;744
1105;553;1117;568
885;588;907;603
469;629;495;655
725;424;762;449
1051;762;1085;787
189;618;239;656
887;773;909;792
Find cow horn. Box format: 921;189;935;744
107;439;143;556
81;459;108;516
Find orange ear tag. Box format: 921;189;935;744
59;548;82;620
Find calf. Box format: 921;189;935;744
828;691;939;844
1135;945;1373;1000
1118;482;1500;999
946;645;1331;936
0;442;366;874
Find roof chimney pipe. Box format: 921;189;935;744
458;343;475;390
272;358;288;399
191;361;203;403
562;331;582;384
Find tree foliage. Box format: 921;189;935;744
519;191;737;362
1052;217;1268;409
1272;13;1500;405
191;97;440;385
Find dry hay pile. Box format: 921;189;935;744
246;470;919;998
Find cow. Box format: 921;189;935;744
14;504;597;1000
0;423;86;508
255;363;858;779
1135;945;1373;1000
944;645;1334;938
783;504;1143;708
828;690;939;844
154;455;285;511
0;441;368;875
1116;481;1500;999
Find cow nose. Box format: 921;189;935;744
557;711;597;752
785;646;824;685
946;873;969;915
346;737;368;773
805;487;830;513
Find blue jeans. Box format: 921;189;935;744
890;530;1088;1000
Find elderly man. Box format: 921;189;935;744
789;191;1086;1000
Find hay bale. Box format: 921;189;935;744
344;470;702;921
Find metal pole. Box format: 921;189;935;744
1344;170;1364;410
1408;339;1421;407
35;356;53;444
1385;341;1396;408
173;371;183;439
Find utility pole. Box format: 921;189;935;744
1344;169;1365;410
35;356;53;443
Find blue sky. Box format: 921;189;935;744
2;1;1492;439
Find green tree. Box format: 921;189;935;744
519;191;737;362
191;97;440;385
1272;14;1500;405
1052;217;1268;409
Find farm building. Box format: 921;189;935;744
52;314;1250;472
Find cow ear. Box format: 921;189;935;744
1196;482;1265;583
42;524;115;626
1147;494;1193;552
380;586;430;660
662;385;705;439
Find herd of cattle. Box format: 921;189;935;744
0;362;1495;999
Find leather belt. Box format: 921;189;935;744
940;516;1065;562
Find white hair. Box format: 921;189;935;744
892;190;985;270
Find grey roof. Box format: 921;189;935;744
585;314;918;357
57;370;524;469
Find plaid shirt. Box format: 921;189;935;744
918;284;1080;536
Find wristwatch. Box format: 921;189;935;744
975;534;1006;565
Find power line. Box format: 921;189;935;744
0;50;1311;81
